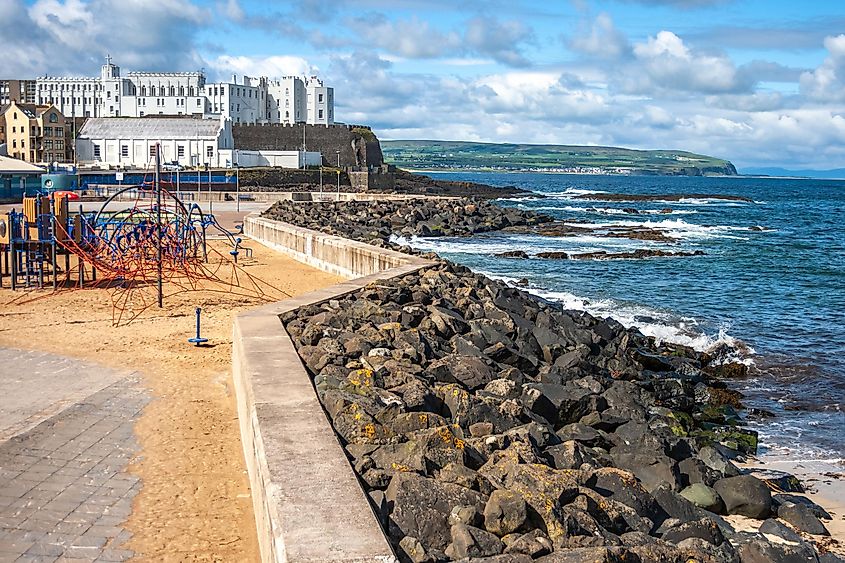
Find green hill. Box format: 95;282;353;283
381;140;737;176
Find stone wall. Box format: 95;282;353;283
233;123;384;168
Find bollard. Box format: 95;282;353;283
188;307;209;346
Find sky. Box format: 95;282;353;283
2;0;844;170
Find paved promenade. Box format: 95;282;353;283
0;348;148;562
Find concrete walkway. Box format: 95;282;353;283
0;348;148;562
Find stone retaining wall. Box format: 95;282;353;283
233;215;434;562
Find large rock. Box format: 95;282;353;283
713;475;772;519
660;517;725;546
445;523;504;559
503;529;553;558
386;472;485;551
484;490;528;537
778;502;830;536
679;483;724;513
428;354;494;390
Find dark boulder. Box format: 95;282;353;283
778;502;830;536
661;517;725;546
386;472;486;552
713;475;772;519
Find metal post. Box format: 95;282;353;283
176;167;180;201
236;165;240;213
156;142;163;308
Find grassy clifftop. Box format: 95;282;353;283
382;140;738;176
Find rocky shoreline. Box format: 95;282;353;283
263;199;842;562
262;198;704;254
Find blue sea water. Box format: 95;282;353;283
399;172;845;463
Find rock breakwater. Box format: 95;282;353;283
262;198;553;242
261;198;837;562
281;261;834;562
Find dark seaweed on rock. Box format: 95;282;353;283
267;200;831;562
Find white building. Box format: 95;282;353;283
34;58;334;125
75;117;234;169
266;76;307;124
306;76;334;125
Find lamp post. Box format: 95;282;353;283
336;150;340;201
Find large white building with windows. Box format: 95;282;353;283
32;58;334;125
75;116;234;168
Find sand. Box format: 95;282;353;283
739;459;845;556
0;237;343;561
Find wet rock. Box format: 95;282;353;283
713;475;772;519
496;250;529;259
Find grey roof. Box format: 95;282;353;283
79;118;222;140
0;154;45;174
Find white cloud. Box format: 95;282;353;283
211;55;317;80
464;16;533;67
630;30;744;94
800;34;845;102
350;15;461;58
569;13;631;59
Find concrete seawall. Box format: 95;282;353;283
233;214;434;562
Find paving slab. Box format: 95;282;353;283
0;349;149;562
0;348;133;442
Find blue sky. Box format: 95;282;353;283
2;0;844;169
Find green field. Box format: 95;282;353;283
381;140;738;176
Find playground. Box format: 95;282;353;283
0;193;343;560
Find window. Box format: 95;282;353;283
206;146;213;158
139;111;144;116
319;109;324;119
44;126;52;136
177;145;185;157
141;86;146;96
93;144;101;159
56;140;63;150
55;127;63;135
149;145;158;157
49;112;58;123
45;140;53;149
121;145;128;157
11;140;16;148
318;93;323;102
196;99;201;106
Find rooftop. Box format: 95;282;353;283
0;154;45;174
78;117;224;139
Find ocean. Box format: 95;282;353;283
395;172;845;464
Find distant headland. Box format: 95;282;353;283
382;139;738;177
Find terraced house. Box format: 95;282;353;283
0;101;69;164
